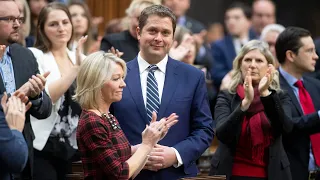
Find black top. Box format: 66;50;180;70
100;30;139;62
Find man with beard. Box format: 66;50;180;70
0;0;52;179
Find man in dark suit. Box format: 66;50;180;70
275;26;320;180
0;0;52;179
162;0;212;67
111;5;214;180
100;1;155;62
0;93;30;180
162;0;205;34
250;0;276;38
210;2;256;89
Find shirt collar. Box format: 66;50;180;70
5;46;10;57
137;52;168;74
233;37;249;45
279;66;303;87
178;16;186;26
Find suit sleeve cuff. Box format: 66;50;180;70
171;147;183;168
30;92;43;109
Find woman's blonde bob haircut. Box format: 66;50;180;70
228;40;281;93
74;51;127;109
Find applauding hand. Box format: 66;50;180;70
76;35;88;66
258;64;275;96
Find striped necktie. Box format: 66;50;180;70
146;65;160;121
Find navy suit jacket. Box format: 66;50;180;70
111;57;214;180
210;33;256;88
0;110;28;180
280;73;320;180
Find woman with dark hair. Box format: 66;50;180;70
68;0;98;55
28;2;86;179
209;40;293;180
26;0;48;47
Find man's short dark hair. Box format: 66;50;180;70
226;1;252;19
275;26;311;64
138;4;177;34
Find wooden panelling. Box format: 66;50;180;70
86;0;131;36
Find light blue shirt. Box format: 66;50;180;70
279;67;320;171
0;47;16;94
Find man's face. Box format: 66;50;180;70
292;36;318;73
225;8;250;37
0;1;21;45
137;15;174;63
252;1;276;35
162;0;190;18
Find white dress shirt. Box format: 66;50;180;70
137;53;184;167
233;37;249;55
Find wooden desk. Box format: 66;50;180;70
66;161;84;180
180;175;226;180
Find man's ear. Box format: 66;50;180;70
285;50;297;63
136;27;141;41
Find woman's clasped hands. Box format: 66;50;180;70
241;64;275;111
141;112;178;147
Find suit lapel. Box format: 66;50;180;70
225;35;236;69
158;58;178;119
9;45;25;89
126;59;149;124
279;73;303;115
303;77;320;110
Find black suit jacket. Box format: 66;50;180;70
183;16;206;34
209;90;293;180
280;73;320;180
0;43;52;178
100;30;139;62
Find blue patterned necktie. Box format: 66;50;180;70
146;65;160;121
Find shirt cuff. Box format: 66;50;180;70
318;110;320;119
171;147;183;168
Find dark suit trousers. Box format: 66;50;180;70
33;149;71;180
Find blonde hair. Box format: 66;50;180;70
228;40;281;93
126;0;157;16
74;52;127;110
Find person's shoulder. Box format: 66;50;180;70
170;57;203;75
10;43;32;54
10;44;37;63
78;111;100;130
304;75;320;87
218;89;234;98
211;35;230;48
28;47;43;56
106;30;130;41
185;16;206;32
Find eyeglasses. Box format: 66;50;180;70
0;16;25;24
